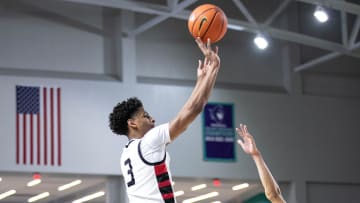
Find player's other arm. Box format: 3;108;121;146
236;124;286;203
169;38;221;141
252;153;286;203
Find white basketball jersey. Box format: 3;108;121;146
120;123;176;203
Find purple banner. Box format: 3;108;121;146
203;103;235;161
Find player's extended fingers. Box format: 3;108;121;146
244;125;249;134
237;139;245;149
200;38;212;58
195;37;211;52
240;124;247;136
203;57;209;66
239;123;244;132
197;59;202;69
206;38;211;49
195;37;202;45
236;127;244;138
196;37;209;56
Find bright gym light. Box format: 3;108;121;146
254;35;269;50
191;184;207;191
174;190;184;197
182;192;219;203
0;190;16;200
232;183;249;191
28;192;50;202
314;6;328;23
27;179;41;187
58;180;82;191
72;191;105;203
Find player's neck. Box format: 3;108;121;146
128;132;143;139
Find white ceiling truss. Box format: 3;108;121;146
61;0;360;72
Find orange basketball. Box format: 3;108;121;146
188;4;228;43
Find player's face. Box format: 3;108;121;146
134;108;155;136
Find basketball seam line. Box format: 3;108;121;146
191;7;216;38
214;11;225;43
201;9;219;41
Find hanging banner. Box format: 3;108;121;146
203;102;235;161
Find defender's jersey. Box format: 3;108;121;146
120;123;175;203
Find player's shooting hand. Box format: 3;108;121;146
195;37;220;68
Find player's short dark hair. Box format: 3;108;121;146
109;97;143;136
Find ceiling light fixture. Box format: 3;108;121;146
191;184;207;191
28;192;50;202
72;191;105;203
227;24;244;31
314;6;329;23
182;191;219;203
232;183;249;191
27;173;42;187
174;190;184;197
27;179;41;187
0;190;16;200
58;179;82;191
254;34;269;50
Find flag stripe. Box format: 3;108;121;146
30;114;33;165
37;113;40;165
23;115;26;164
50;88;54;166
43;87;47;166
16;114;19;164
57;88;62;166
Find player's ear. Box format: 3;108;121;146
127;118;137;128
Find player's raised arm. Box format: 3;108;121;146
169;38;220;141
237;124;286;203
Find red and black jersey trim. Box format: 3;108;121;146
138;141;174;203
155;162;175;203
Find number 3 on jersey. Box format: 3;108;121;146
124;158;135;187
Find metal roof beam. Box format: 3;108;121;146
296;0;360;16
62;0;360;58
349;16;360;47
294;42;360;72
264;0;292;26
224;18;360;58
127;0;197;37
341;10;348;47
167;0;179;10
232;0;259;27
63;0;171;15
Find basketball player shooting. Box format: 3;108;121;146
109;37;221;203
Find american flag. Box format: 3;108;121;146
16;85;62;166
